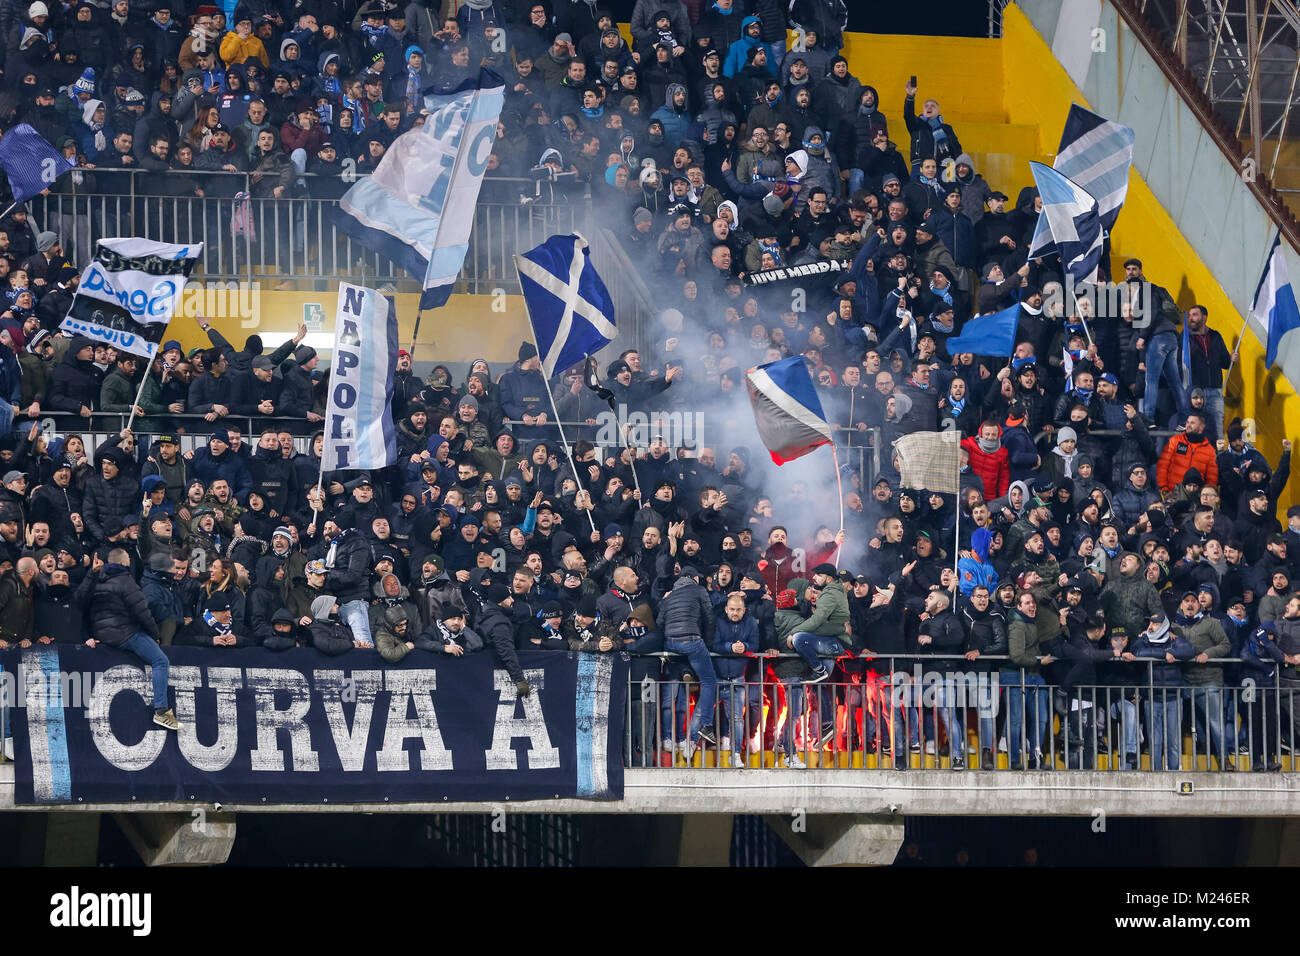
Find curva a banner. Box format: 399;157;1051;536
5;647;626;805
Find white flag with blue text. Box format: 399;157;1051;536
335;69;504;310
322;283;399;472
513;233;618;378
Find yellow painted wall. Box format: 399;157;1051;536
1000;4;1298;513
167;288;528;368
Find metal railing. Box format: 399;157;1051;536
988;0;1013;37
624;650;1299;772
30;170;585;289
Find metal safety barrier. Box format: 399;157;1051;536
621;651;1299;773
29;170;587;290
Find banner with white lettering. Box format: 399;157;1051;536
322;282;399;472
744;259;848;288
5;647;626;804
59;238;202;360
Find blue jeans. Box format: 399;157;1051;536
847;167;865;197
1111;698;1139;762
1201;387;1225;432
340;599;373;647
891;672;921;752
121;632;169;710
778;675;805;753
665;637;716;741
768;40;786;67
1142;331;1189;419
1184;685;1228;762
790;632;843;671
938;678;968;758
1148;687;1183;770
1001;670;1047;765
719;677;758;752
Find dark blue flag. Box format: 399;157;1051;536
0;124;74;204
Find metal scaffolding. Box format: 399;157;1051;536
1136;0;1300;190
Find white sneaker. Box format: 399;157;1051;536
779;751;806;769
998;736;1009;753
924;740;936;755
720;736;732;753
730;753;745;768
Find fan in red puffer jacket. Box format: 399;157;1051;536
962;420;1010;501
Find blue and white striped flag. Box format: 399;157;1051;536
514;234;617;378
1029;161;1105;288
0;123;74;204
1029;104;1134;258
1257;230;1300;374
745;356;833;465
335;69;505;310
321;283;398;471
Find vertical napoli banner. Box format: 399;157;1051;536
322;283;399;472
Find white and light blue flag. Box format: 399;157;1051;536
59;238;202;360
322;283;399;472
335;68;504;310
1257;230;1300;374
745;356;833;465
1028;161;1106;289
1029;104;1134;258
513;233;617;378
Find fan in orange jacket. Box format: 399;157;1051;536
1156;412;1218;492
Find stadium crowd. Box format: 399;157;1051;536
0;0;1297;773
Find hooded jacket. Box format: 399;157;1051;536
723;15;768;77
46;335;99;414
958;526;1000;596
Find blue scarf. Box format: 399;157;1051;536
343;96;366;132
927;113;948;146
949;395;966;417
758;239;782;265
581;104;604;119
929;281;952;306
321;73;341;98
362;23;386;46
1073;385;1093;401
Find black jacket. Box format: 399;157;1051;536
656;574;716;642
78;563;159;646
46;335;99;414
475;601;526;682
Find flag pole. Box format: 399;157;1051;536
409;79;482;360
515;292;596;534
830;441;844;568
541;369;597;534
123;360;153;433
1224;227;1279;392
